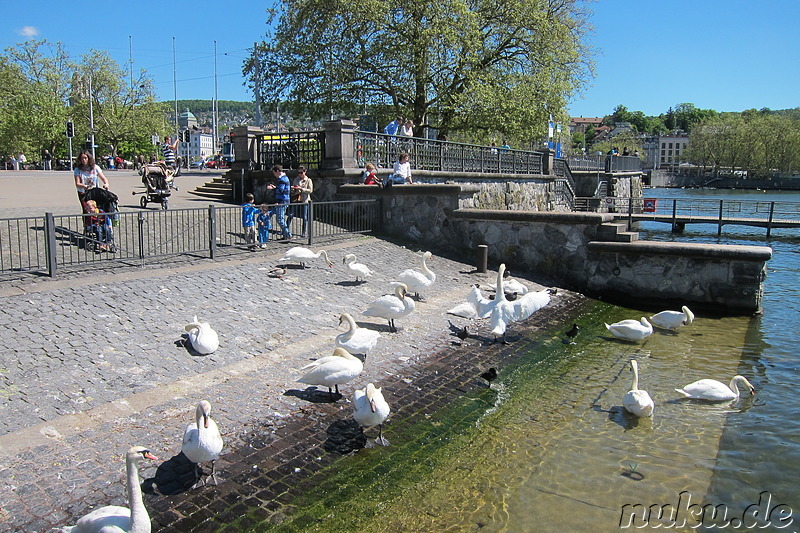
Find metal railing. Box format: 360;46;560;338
567;155;642;173
253;131;325;171
0;199;380;278
354;131;544;175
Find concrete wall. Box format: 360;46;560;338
338;184;771;313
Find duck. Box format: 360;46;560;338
605;317;653;342
622;360;654;417
268;267;286;279
675;375;756;401
480;367;498;385
280;246;332;268
296;347;364;398
564;323;579;344
446;284;493;319
184;316;219;355
342;253;374;282
181;400;224;488
353;383;391;447
335;313;380;356
396;251;435;300
62;446;158;533
650;306;695;330
362;283;415;333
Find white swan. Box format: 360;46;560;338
336;313;380;355
342;253;374;282
605;317;653;342
447;284;493;319
362;283;415;332
488;264;517;343
622;360;654;417
62;446;158;533
184;316;219;355
650;306;695;330
181;400;224;488
396;251;435;299
512;289;551;321
675;375;755;401
280;246;332;268
502;277;529;297
296;347;364;398
353;383;391;447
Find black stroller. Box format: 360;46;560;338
82;187;119;253
134;162;173;209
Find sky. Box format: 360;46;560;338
2;1;798;119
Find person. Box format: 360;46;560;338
362;163;381;186
74;150;110;208
43;150;52;171
501;140;511;152
383;117;402;137
115;155;124;170
386;152;412;186
241;193;258;249
10;155;18;171
18;153;27;170
398;118;414;137
257;204;272;248
161;135;180;183
83;199;111;252
286;166;313;238
490;142;498;154
267;165;292;240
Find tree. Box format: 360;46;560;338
248;0;593;144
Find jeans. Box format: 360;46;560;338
274;203;291;238
286;203;308;236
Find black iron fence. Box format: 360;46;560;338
0;199;380;278
567;154;641;173
252;131;325;171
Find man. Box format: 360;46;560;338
383;117;402;137
43;150;52;170
161;135;180;187
267;165;292;240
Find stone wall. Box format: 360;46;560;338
338;184;771;313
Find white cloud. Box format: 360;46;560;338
19;26;39;38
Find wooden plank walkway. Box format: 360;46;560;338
614;213;800;229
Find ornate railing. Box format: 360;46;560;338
252;131;325;171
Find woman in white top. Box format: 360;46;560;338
74;150;110;206
391;152;413;184
398;119;414;137
287;166;314;237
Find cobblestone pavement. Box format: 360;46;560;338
0;172;588;532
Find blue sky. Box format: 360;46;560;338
2;1;797;118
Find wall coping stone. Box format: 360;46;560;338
588;240;773;261
338;183;482;195
451;208;614;224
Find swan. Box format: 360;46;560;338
62;446;158;533
362;283;415;332
675;375;755;401
605;317;653;342
447;284;493;319
622;360;654;417
342;253;374;282
511;289;551;321
650;306;695;330
181;400;224;488
184;316;219;355
501;270;529;296
296;347;364;398
280;246;333;268
335;313;380;355
487;264;517;344
396;251;435;300
353;383;391;447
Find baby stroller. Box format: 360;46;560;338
81;187;119;253
134;162;173;209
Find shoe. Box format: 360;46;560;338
300;234;306;238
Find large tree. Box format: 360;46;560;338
248;0;593;143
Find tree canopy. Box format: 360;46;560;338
248;0;594;144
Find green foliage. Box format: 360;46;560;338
249;0;593;145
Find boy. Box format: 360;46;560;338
257;205;272;248
241;193;258;249
84;200;110;252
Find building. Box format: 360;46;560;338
179;129;215;164
568;117;604;133
658;132;689;167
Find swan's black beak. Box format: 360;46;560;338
750;388;756;396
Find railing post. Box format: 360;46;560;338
44;212;57;277
671;199;678;233
138;212;145;260
718;199;724;237
767;201;775;238
208;205;217;259
307;201;314;245
627;196;633;230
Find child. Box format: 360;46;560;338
241;193;258;249
362;163;381;186
84;200;110;252
257;205;272;248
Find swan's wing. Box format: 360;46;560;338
650;310;683;329
363;295;405;316
396;269;429;290
447;301;479;319
183;424;199;446
72;506;131;531
512;290;550;321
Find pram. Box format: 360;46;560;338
81;187;119;253
134;162;174;209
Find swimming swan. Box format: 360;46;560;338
280;246;333;268
62;446;158;533
296;347;364;398
622;360;654;417
605;317;653;342
396;251;435;300
182;400;224;487
342;253;374;282
335;313;380;355
675;375;755;401
650;306;695;330
184;316;219;355
362;283;415;332
353;383;391;447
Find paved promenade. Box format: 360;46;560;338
0;170;586;532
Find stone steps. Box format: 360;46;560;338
189;176;233;202
596;222;639;243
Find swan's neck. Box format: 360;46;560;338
126;456;150;533
319;250;330;262
342;315;357;338
495;266;506;302
421;255;432;276
730;377;742;397
630;362;639;390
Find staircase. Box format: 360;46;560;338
189;176;233;203
596;222;639;243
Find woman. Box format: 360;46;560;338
287;166;313;238
389;153;413;185
74;150;110;209
399;119;414;137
